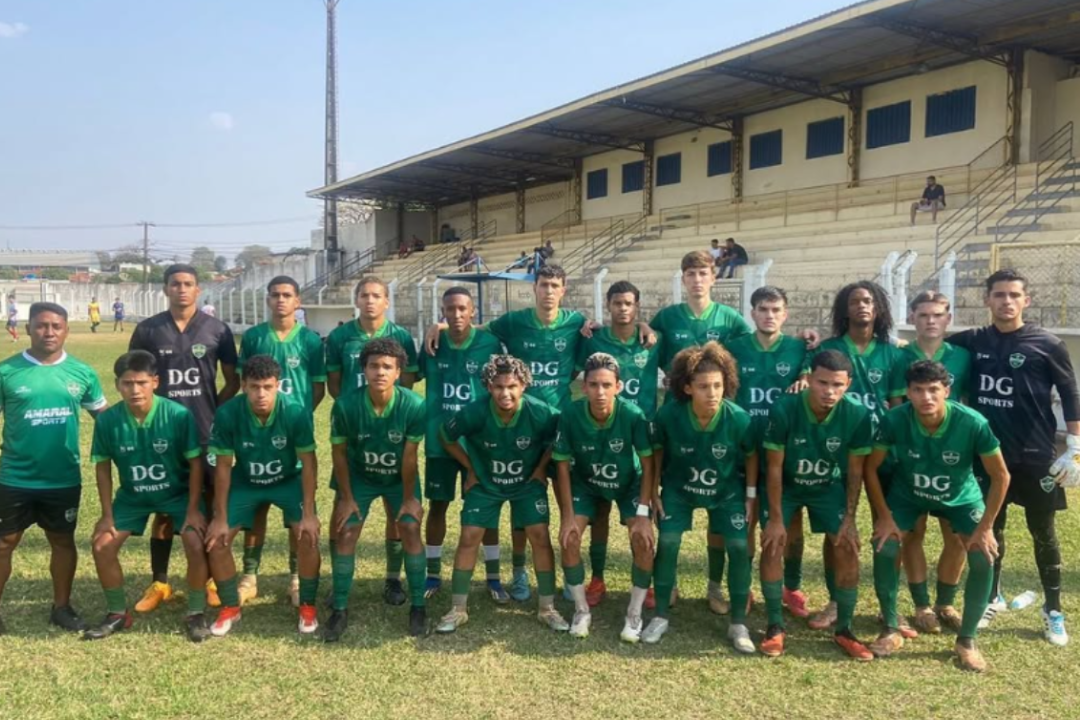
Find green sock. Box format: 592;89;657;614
288;550;298;576
783;555;803;592
536;570;556;597
103;586;126;615
242;544;263;576
909;580;931;609
299;576;319;606
427;546;442;577
631;564;652;589
512;552;527;571
726;539;750;624
483;545;500;580
589;542;608;581
451;567;474;595
385;539;403;580
824;566;837;602
960;550;993;639
328;539;338;564
654;532;683;618
187;588;207;615
763;579;784;627
936;580;959;607
563;562;586;587
835;586;858;632
707;545;726;584
332;553;356;611
217;575;240;608
405;551;426;608
873;539;901;629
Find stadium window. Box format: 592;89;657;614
586;169;608;200
707;141;732;176
749;130;783;170
622;161;645;193
806;117;845;159
925;85;977;138
656;153;681;186
866;101;911;149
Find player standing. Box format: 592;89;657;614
112;297;125;333
88;297;101;333
0;302;107;633
6;295;18;342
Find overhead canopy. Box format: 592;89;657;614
309;0;1080;207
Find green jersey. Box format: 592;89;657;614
763;392;873;493
576;327;662;418
239;322;327;415
815;336;904;420
653;399;756;505
330;386;425;487
419;327;502;459
649;301;752;373
727;334;807;428
442;394;559;495
875;401;999;508
209;395;315;488
0;351;107;489
488;308;585;408
552;397;653;499
889;342;971;402
91;396;202;505
325;318;419;395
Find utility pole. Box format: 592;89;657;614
138;221;155;291
324;0;341;281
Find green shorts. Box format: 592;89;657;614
759;482;846;536
113;493;204;536
461;481;550;530
341;478;422;527
228;481;305;530
424;457;465;503
887;487;985;537
657;486;748;540
571;480;642;525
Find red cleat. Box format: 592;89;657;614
585;578;607;607
783;587;809;618
644;588;656;610
835;629;874;661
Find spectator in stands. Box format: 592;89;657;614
509;251;529;271
717;237;748;278
440;223;459;244
411;235;426;253
910;175;946;225
398;238;412;259
709;238;723;268
540;239;555;260
462;247;482;272
200;299;216;318
457;246;470;268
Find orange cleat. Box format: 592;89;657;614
585;578;607;607
783;587;809;618
760;626;786;657
210;606;242;637
835;629;874;661
134;582;172;613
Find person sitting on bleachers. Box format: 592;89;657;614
508;251;529;271
910;175;946;225
439;223;459;244
398;239;412;259
411;235;426;253
709;238;723;269
717;237;748;278
540;239;555;260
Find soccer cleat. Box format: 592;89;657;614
955;640;987;672
707;586;730;616
185;613;211;643
834;629;874;662
238;575;258;605
644;588;656;610
620;615;643;643
897;618;919;640
210;606;242;637
383;578;407;606
538;607;570;632
508;568;531;602
569;611;592;639
782;587;809;619
288;575;300;608
913;607;942;634
424;577;443;600
759;625;786;657
869;630;904;658
728;623;755;654
135;581;173;613
81;612;133;640
641;617;669;644
487;579;511;604
808;601;837;630
1042;607;1069;647
298;604;319;635
409;607;427;637
323;609;348;643
206;579;221;608
585;578;607;607
49;605;86;632
978;594;1007;630
435;607;469;634
935;605;962;632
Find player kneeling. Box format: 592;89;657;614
84;350;212;642
758;350;874;660
647;342;758;653
435;355;567;634
866;361;1009;672
553;353;655;641
205;354;321;637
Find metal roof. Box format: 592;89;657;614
309;0;1080;207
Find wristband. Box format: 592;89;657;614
746;487;758;499
636;504;650;517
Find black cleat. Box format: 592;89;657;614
409;606;427;637
82;612;132;640
323;609;348;643
383;579;406;606
185;613;211;643
50;605;86;632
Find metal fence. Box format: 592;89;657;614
991;240;1080;328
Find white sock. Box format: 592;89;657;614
483;544;500;562
708;580;723;596
538;595;555;611
629;586;648;618
426;544;442;559
569;584;589;614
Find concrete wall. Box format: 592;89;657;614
742;99;849;195
437;201;471;236
478;191;516;237
525;182;571;230
403;210;432;244
1054;76;1080;143
581;149;647;219
1023;51;1071;163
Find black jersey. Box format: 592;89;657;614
949;324;1080;468
129;310;238;444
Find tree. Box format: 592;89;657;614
214;255;229;273
235;244;272;269
0;267;18;280
41;267;72;281
94;251;113;270
190;246;216;269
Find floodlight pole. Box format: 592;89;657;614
324;0;341;281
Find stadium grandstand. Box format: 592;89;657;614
303;0;1080;334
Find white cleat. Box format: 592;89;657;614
569;611;592;639
1043;607;1069;647
641;617;669;645
621;615;643;644
728;623;755;654
978;594;1007;630
209;609;241;637
538;607;570;632
435;607;469;634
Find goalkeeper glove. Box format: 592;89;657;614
1051;434;1080;488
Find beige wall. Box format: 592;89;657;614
477;191;516;236
1023;51;1071;163
1054;77;1080;142
581;149;646;219
524;182;571;230
652;127;735;208
742;99;849;195
437;201;471;234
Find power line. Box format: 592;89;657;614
0;222;139;231
0;215;318;232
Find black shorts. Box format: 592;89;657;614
978;462;1066;514
0;484;82;536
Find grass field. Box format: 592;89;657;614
1;325;1079;720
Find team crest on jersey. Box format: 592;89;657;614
826;437;841;453
66;381;82;398
1009;353;1026;369
711;443;727;459
554;338;567;352
388;430;403;444
633;352;649;369
706;330;721;342
153;438;169;454
730;512;746;530
465;360;479;374
942;451;960;466
286;355;301;369
867;369;883;384
191;344;207;359
1041;475;1057;493
609;438;624;453
776;362;791;378
272;435;287;450
516;436;531;450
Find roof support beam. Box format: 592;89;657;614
526;123;645;152
871;17;1008;66
708;64;851;104
418;160;565;188
599;98;734;131
467;146;577;171
382;175;494;196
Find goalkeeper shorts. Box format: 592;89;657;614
978;462;1066;513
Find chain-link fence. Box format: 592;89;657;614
992;241;1080;328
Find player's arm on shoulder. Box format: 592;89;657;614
82;370;109;417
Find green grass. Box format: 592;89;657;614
2;325;1079;719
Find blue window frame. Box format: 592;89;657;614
622;161;644;193
866;101;911;149
586;169;608;200
749;129;783;169
806;117;845;159
656;153;681;186
707;141;732;176
926;86;976;138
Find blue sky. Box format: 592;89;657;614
0;0;851;261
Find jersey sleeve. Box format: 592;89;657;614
81;369;108;412
237;332;252;373
441;401;482;443
648;309;664;334
325;328;344;373
207;406;236;456
329;401;349;445
539;404;560;448
551;413;573;462
307;331;327;382
487;313;512;343
632;410;653;458
762;400;790;452
1048;340;1080;422
946;329;974;351
574;337;594;373
397;327;419;373
90;414;111;463
405;396;425;444
849;408;874;456
180;408;202;459
652;405;670;450
290;405;316;453
127;323;146;352
873;411;897;451
737;410;757;455
731;311;753;339
888;356;909;399
973;414;1001;457
218;324;238;367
